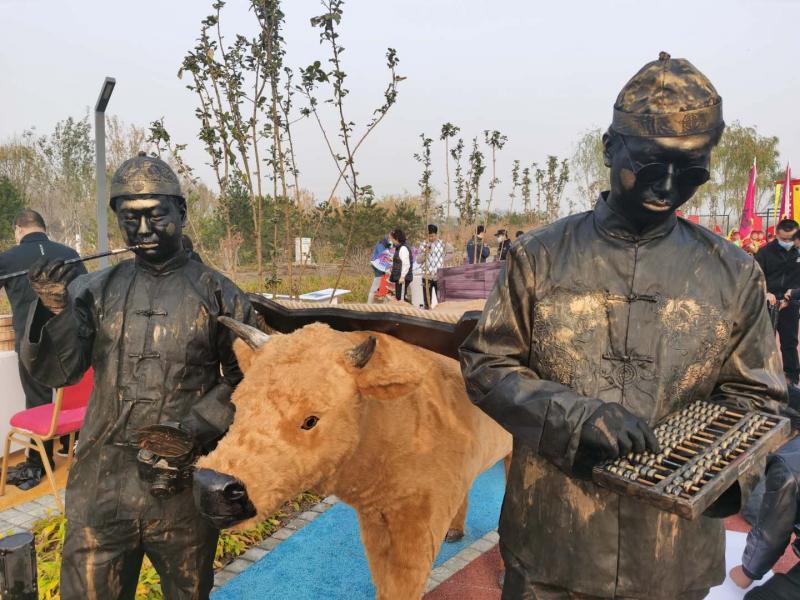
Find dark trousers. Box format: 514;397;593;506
16;355;53;464
61;514;218;600
777;307;800;382
745;563;800;600
423;278;438;309
394;282;407;302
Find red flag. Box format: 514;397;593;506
779;163;793;219
739;158;757;239
687;215;701;224
713;224;722;234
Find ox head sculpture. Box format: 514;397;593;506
193;319;419;529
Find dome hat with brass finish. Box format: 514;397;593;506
109;151;184;210
612;52;724;138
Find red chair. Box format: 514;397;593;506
0;368;94;511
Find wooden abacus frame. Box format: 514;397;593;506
592;403;791;520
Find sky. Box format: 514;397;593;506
1;0;798;212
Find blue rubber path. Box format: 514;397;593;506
212;460;505;600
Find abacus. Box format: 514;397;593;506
592;401;791;520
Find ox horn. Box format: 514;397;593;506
346;335;377;369
218;316;271;349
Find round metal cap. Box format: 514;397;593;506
110;151;183;207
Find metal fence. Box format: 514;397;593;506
687;208;780;234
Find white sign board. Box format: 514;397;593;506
294;237;312;264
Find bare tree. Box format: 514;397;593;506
483;129;507;218
534;156;570;222
301;0;403;301
508;159;520;215
571;128;608;211
439;123;459;223
414;133;434;226
521;165;532;220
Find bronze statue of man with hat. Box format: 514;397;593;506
21;152;256;599
461;53;787;599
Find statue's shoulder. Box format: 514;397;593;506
677;219;755;269
515;211;593;256
187;260;249;297
81;258;134;286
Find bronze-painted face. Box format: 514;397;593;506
604;132;715;229
116;195;186;264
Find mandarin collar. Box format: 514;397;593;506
135;250;189;275
19;232;48;243
593;192;678;243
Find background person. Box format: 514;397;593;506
466;225;490;264
756;219;800;385
495;229;512;261
409;243;425;308
748;229;766;254
767;229;776;243
367;235;392;303
0;209;86;490
419;224;444;308
388;228;412;302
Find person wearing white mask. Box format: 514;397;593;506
756;218;800;385
494;229;511;261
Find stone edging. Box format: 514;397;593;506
424;529;499;593
212;493;500;597
0;490;63;534
212;494;340;593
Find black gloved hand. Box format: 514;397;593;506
579;403;660;463
28;257;79;315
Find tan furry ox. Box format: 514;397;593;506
193;319;511;600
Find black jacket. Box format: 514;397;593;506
742;436;800;580
0;232;85;350
755;240;800;296
460;195;786;598
497;239;512;261
389;244;413;285
465;237;489;264
21;252;255;525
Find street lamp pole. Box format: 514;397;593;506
94;77;116;269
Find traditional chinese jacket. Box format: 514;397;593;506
460;194;787;598
21;253;255;526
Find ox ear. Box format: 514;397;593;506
345;336;377;369
348;334;422;400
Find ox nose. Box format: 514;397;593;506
193;468;257;529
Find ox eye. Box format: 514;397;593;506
301;416;319;430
